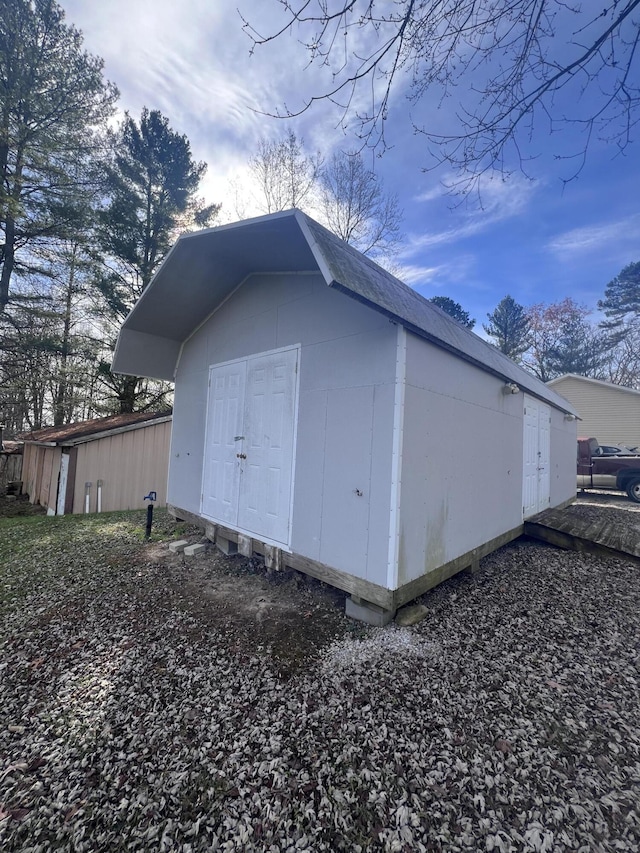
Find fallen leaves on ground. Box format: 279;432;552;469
0;507;639;851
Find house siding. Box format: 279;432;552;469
549;375;640;447
170;272;397;588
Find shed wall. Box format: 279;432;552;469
22;444;62;512
549;376;640;447
170;272;398;587
398;334;576;587
21;443;38;501
71;420;171;513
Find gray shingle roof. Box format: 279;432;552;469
113;209;576;414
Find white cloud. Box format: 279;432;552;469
394;263;442;285
547;215;640;257
396;254;477;291
405;174;538;252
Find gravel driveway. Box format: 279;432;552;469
1;504;639;852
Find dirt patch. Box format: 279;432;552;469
138;541;350;676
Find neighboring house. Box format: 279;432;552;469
547;374;640;448
112;209;577;620
20;412;171;515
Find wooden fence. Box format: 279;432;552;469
0;451;23;492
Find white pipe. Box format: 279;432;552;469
97;480;102;513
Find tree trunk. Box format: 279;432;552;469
119;376;138;413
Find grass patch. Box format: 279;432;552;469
0;508;191;614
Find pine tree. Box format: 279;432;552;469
484;295;530;360
96;108;220;413
0;0;117;313
429;296;475;330
598;262;640;331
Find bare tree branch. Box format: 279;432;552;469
242;1;640;187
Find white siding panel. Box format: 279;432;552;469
549;407;577;506
300;331;396;393
319;385;374;579
399;335;525;586
367;382;396;586
276;280;389;346
522;401;539;517
168;369;209;513
290;389;328;561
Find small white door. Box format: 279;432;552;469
522;396;551;518
202;346;298;546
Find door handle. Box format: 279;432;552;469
236;453;247;459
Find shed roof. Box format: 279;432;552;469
20;411;171;446
113;209;576;415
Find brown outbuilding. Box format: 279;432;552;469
20;412;171;515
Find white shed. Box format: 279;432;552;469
113;210;577;622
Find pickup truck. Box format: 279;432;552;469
577;437;640;503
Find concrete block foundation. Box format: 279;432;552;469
346;595;395;627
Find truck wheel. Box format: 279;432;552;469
626;477;640;503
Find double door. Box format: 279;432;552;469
201;346;298;546
522;395;551;518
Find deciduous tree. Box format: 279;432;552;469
524;298;608;381
249;130;322;213
319;151;402;258
244;1;640;187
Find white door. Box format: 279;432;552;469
202;346;298;546
201;361;246;524
522;396;551;518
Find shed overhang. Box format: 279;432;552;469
112;211;321;380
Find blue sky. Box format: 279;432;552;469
60;0;639;332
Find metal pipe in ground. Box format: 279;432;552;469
143;490;157;540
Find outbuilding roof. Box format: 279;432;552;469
19;411;171;446
112;209;576;415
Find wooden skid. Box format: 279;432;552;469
525;507;640;566
168;505;524;610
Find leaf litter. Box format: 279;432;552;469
0;503;639;851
